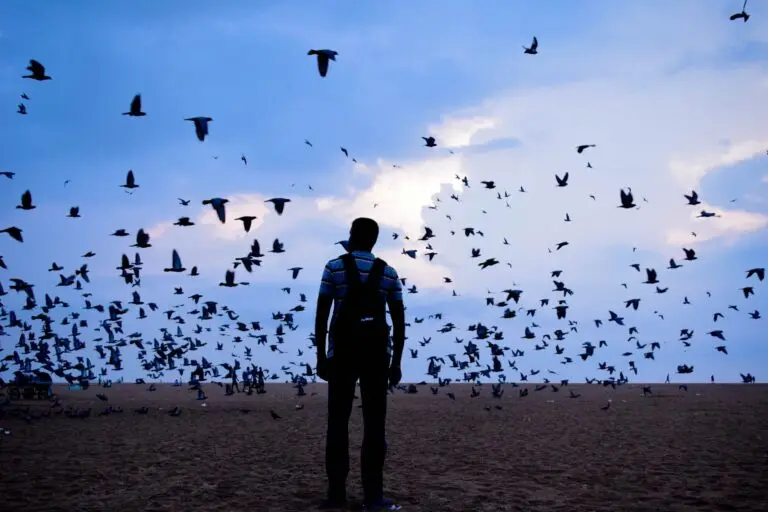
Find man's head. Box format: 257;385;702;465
348;217;379;252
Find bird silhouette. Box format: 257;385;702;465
123;94;146;116
22;59;51;80
307;49;338;77
523;36;538;54
729;0;750;22
185;116;213;141
202;198;229;223
266;198;291;215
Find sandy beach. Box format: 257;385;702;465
0;382;766;512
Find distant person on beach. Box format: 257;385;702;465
231;363;240;393
255;366;266;394
315;217;405;511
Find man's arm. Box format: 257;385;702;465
385;266;405;367
315;263;335;360
315;294;333;359
387;298;405;367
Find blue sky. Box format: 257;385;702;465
1;1;767;384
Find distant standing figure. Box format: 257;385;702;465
231;367;240;393
257;366;266;394
315;217;405;511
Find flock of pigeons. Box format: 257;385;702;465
1;5;765;423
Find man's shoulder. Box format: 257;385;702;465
366;254;392;271
377;259;398;278
325;254;348;268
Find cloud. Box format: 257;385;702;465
669;140;768;191
143;53;768;306
149;193;319;243
316;154;467;238
376;248;453;290
428;116;496;149
142;193;339;284
147;221;174;240
422;68;768;259
196;194;272;242
665;203;768;246
266;18;768;306
129;0;768;318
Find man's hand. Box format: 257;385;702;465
317;355;330;382
388;362;402;387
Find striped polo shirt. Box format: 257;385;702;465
319;250;403;357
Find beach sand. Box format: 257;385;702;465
1;382;767;512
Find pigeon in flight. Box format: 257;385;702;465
163;250;186;273
202;198;229;223
684;190;701;205
619;188;636;209
185;116;213;141
729;0;750;22
121;170;139;190
523;36;538;54
220;269;239;287
17;190;35;210
22;59;51;80
307;49;338;77
123;94;146;116
235;216;257;232
0;227;23;242
266;198;290;215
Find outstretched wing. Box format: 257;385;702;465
172;249;182;270
317;54;329;77
28;59;44;74
131;94;141;112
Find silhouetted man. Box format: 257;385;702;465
230;362;240;393
315;217;405;511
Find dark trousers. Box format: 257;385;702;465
326;352;389;502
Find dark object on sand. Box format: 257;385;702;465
8;371;53;400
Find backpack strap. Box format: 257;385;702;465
340;253;360;290
341;254;386;294
366;258;387;293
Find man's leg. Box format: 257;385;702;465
325;357;358;502
359;354;390;505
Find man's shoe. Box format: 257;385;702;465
362;497;401;511
319;486;347;510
